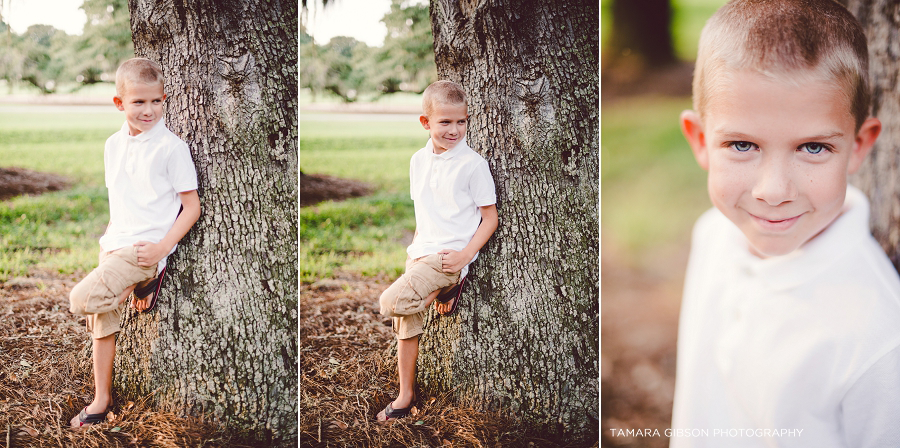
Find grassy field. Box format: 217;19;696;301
299;112;426;282
601;96;710;262
0;105;121;281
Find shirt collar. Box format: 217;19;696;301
736;185;870;291
427;137;469;159
123;118;166;142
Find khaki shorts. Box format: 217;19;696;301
69;246;157;339
378;254;460;340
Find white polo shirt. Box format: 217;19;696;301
670;186;900;447
407;137;496;279
99;119;198;271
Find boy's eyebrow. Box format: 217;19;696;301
716;130;845;141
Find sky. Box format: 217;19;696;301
1;0;87;35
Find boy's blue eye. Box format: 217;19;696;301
732;141;755;152
801;143;825;154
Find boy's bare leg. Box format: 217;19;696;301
395;335;419;409
70;284;135;427
69;334;115;426
90;333;116;411
377;289;443;421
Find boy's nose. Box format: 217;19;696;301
751;158;797;206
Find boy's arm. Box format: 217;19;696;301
438;204;498;274
134;190;201;268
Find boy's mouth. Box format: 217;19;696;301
750;212;802;231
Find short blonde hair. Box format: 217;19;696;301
422;80;467;117
694;0;869;130
115;58;164;98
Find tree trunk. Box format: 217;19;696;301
422;0;599;442
847;0;900;270
115;0;298;444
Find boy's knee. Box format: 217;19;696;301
379;288;398;317
69;282;89;314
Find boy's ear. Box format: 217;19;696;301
113;96;124;111
419;114;430;130
680;110;709;170
848;117;881;174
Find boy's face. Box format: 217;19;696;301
419;102;468;154
681;69;881;257
113;81;166;136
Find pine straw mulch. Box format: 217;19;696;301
0;270;262;447
0;167;70;202
301;272;596;447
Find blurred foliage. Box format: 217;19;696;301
300;0;436;103
0;0;133;95
602;0;727;62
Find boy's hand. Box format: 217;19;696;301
437;249;470;274
134;241;170;267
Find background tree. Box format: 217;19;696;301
300;0;436;101
114;0;298;444
605;0;675;69
18;24;70;93
73;0;134;85
419;0;598;442
320;35;373;102
0;0;133;93
374;0;436;94
848;0;900;270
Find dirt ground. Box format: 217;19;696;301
300;171;372;207
0;167;70;201
600;237;688;448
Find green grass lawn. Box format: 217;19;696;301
601;96;710;260
300;112;426;282
0;105;123;281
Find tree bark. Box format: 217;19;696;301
847;0;900;270
422;0;599;442
116;0;298;444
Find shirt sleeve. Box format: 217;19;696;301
841;343;900;447
468;159;496;207
167;141;199;193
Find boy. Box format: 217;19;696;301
67;58;200;428
375;80;498;422
671;0;900;446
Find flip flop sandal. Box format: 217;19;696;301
436;276;466;316
377;402;413;422
132;266;167;313
75;406;110;427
